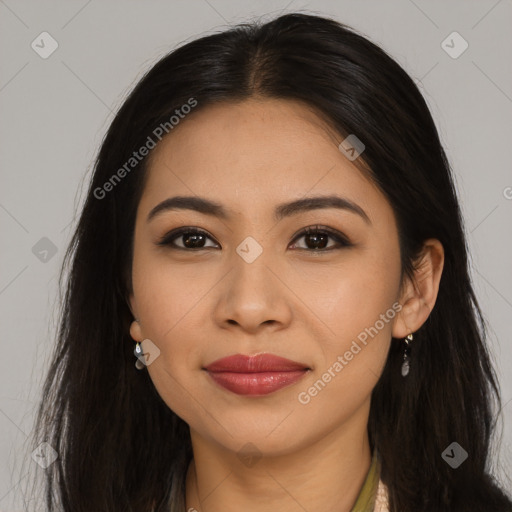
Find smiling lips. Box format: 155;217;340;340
204;353;310;396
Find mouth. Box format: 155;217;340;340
203;353;311;396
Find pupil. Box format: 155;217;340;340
307;233;327;249
184;234;204;248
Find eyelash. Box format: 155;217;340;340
156;225;352;252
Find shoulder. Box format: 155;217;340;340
373;477;512;512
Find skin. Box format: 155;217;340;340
128;97;444;512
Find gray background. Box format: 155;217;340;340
1;0;511;509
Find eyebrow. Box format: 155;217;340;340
147;194;371;225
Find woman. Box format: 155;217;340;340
29;12;512;512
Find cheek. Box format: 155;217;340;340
294;260;399;417
130;256;206;414
131;243;211;338
132;257;206;420
300;246;401;354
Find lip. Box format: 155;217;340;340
204;353;310;373
203;353;311;396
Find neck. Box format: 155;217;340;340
185;400;372;512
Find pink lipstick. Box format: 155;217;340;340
204;353;310;396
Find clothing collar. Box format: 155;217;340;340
350;449;389;512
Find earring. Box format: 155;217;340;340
132;319;145;370
134;341;145;370
401;333;413;377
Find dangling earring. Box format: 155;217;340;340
134;341;145;370
401;333;413;377
132;319;145;370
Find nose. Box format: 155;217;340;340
212;248;293;335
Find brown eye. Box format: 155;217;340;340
289;225;352;251
157;228;219;250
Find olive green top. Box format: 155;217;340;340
350;450;381;512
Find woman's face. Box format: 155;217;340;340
129;97;405;456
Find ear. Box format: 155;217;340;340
129;319;143;342
392;238;444;339
127;292;143;342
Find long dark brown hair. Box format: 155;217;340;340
26;12;512;512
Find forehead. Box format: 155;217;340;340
139;98;386;222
